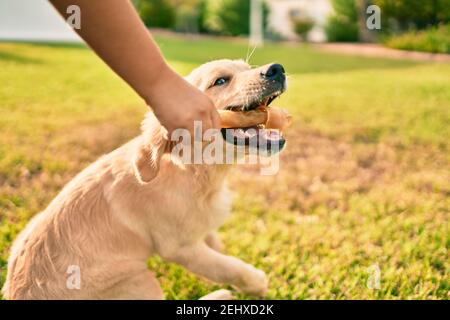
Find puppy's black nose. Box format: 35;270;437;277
262;63;285;84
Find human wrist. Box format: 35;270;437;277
142;62;176;109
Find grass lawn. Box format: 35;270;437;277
0;35;449;299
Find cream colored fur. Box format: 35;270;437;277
3;60;273;300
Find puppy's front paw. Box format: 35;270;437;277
238;266;268;297
200;289;234;300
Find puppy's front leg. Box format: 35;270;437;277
162;242;268;297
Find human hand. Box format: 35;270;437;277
144;65;221;138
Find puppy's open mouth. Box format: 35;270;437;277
226;90;283;112
221;90;286;154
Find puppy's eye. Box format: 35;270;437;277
213;77;229;86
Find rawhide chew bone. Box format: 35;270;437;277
219;107;292;131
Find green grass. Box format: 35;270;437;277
0;35;449;299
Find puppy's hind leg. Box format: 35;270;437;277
105;270;164;300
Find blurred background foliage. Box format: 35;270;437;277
292;16;315;41
133;0;269;36
384;24;450;54
325;0;360;42
133;0;176;29
324;0;450;52
131;0;450;53
372;0;450;31
206;0;269;36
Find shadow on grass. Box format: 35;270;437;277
0;40;86;64
26;41;86;49
0;50;42;64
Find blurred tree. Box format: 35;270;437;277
292;17;315;42
133;0;212;33
209;0;269;36
197;0;210;33
172;0;201;33
133;0;176;28
325;0;359;42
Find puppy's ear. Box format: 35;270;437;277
133;128;168;184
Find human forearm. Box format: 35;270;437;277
49;0;167;103
49;0;220;134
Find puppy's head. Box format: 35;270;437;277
135;59;287;183
186;59;287;154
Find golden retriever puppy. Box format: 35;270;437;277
3;59;287;299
